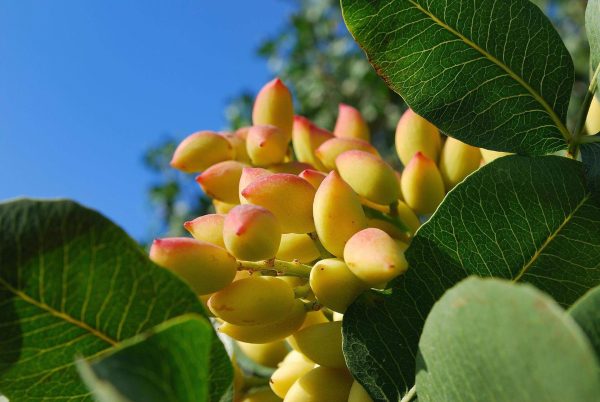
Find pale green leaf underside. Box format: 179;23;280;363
343;156;600;401
588;0;600;92
79;315;233;402
417;278;600;402
77;362;132;402
341;0;573;155
569;285;600;363
0;199;214;401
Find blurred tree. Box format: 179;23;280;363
143;137;212;238
144;0;405;237
144;0;591;238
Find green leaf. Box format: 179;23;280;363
341;0;573;155
569;285;600;363
588;0;600;79
581;136;600;197
78;314;233;402
416;277;600;402
77;363;132;402
0;199;229;401
343;156;600;401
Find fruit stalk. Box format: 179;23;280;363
570;64;600;156
237;258;312;277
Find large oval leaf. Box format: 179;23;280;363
343;156;600;401
416;278;600;401
569;285;600;363
341;0;573;155
0;199;227;401
588;0;600;80
581;137;600;196
78;315;233;402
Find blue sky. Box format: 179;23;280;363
0;0;295;240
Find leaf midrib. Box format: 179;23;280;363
406;0;571;141
513;194;589;281
0;277;117;346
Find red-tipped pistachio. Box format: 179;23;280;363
184;213;226;248
395;109;442;166
246;125;289;166
299;169;327;189
401;152;445;215
315;137;379;170
236;340;289;368
292;115;333;170
586;96;600;135
219;299;306;343
276;233;320;263
170;130;234;173
213;199;237;214
252;78;294;142
289;321;345;368
284;366;353;402
348;381;374;402
149;237;237;295
239;167;273;204
196;160;246;204
366;218;410;243
480;148;512;164
313;171;367;257
241;173;316;234
439;137;481;190
223;204;281;261
333;103;371;142
286;310;330;351
269;161;314;175
336;150;400;205
270;351;315;398
208;276;295;326
309;258;367;313
344;228;408;286
224;128;251;164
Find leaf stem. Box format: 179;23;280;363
400;385;417;402
238;259;312;278
569;64;600;156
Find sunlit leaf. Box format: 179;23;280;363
0;199;229;401
416;278;600;402
343;156;600;401
341;0;573;154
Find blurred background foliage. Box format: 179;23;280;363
144;0;591;238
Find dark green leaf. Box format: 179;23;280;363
569;285;600;362
416;277;600;402
341;0;573;154
581;136;600;196
78;315;233;402
0;199;229;401
343;156;600;401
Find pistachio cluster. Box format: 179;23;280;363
149;78;499;402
